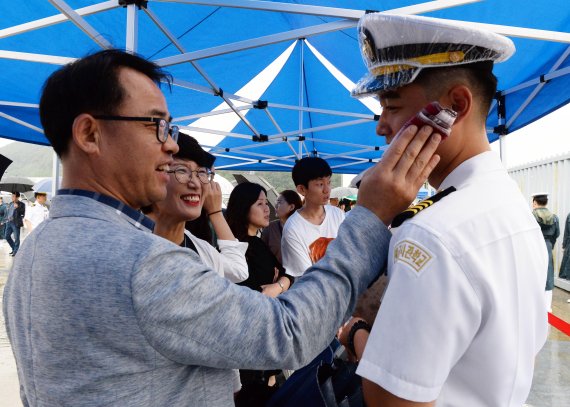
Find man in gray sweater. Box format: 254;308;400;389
3;49;441;406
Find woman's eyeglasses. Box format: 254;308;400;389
168;167;214;184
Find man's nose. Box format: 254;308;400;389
163;133;179;155
376;114;390;137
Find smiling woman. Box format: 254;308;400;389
145;132;249;286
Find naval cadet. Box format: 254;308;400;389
24;191;50;232
340;13;548;406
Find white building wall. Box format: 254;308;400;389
509;152;570;290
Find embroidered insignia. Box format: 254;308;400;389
390;186;456;228
393;239;433;273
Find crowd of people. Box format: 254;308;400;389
0;11;559;407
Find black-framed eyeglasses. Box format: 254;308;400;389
93;115;179;143
168;167;214;184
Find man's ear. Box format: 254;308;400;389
71;113;102;155
296;184;306;197
447;85;472;124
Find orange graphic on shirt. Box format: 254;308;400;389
309;237;335;263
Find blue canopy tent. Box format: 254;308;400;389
0;0;569;174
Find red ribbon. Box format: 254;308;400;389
548;312;570;337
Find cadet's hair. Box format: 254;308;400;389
533;196;548;206
414;61;497;123
40;49;171;158
226;182;267;241
291;157;332;187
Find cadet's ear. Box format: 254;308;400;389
447;85;472;124
296;184;307;197
71;113;102;155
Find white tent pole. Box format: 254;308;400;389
506;47;570;128
145;7;262;137
0;1;118;40
47;0;112;49
0;112;44;133
0;50;76;65
0;102;38;108
170;78;218;96
174;106;252;122
154;20;355;67
125;3;139;53
499;135;507;166
268;102;375;119
152;0;481;19
502;65;570;96
298;39;304;156
51;152;60;197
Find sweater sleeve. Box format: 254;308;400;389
132;206;390;370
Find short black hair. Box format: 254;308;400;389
414;61;497;123
291;157;332;187
12;191;20;198
39;49;171;158
533;195;548;206
226;182;267;241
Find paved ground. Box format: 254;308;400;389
0;233;569;406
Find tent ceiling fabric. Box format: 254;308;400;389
0;0;569;173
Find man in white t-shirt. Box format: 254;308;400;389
281;157;345;277
24;192;50;232
340;13;548;406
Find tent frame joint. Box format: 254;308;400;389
119;0;147;9
253;100;268;109
252;134;269;142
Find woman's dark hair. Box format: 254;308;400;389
226;182;267;241
39;49;171;158
279;189;302;219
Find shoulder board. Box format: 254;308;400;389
391;186;456;228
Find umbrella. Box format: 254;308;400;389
32;177;62;199
330;187;358;199
0;154;12;180
0;176;34;193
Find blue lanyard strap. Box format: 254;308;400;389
57;189;155;232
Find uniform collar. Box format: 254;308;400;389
439;151;504;191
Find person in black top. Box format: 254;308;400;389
226;182;295;406
226;182;294;297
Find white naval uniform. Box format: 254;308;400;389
357;151;548;406
24;203;49;230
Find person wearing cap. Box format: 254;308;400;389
341;13;548;406
3;50;441;406
24;191;50;232
531;192;560;312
